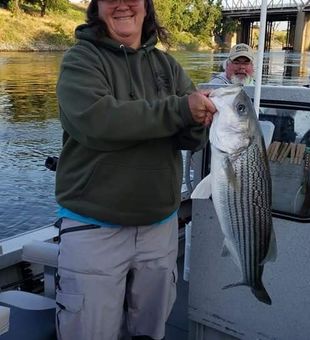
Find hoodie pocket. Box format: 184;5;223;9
80;161;176;212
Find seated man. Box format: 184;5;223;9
209;43;255;85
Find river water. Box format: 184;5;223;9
0;50;309;239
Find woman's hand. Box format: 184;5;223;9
188;90;216;126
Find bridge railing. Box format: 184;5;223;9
222;0;307;10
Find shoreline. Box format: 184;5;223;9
0;45;213;53
0;48;69;52
0;44;71;52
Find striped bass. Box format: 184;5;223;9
192;85;276;305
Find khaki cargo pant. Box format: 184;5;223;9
56;216;178;340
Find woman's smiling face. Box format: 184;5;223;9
98;0;146;49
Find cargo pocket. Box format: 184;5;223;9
56;291;84;340
166;266;178;319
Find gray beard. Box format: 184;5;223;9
231;74;254;85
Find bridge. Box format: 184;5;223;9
220;0;310;52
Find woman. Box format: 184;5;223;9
55;0;215;339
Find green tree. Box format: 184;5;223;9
154;0;222;49
26;0;69;16
188;0;222;46
213;17;240;46
7;0;22;13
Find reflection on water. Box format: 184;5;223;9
170;50;225;84
0;52;63;238
261;51;310;85
171;50;310;86
0;50;309;239
0;52;60;120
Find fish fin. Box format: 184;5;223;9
223;158;239;190
260;227;277;264
221;243;230;257
251;286;272;305
222;282;248;290
221;239;242;268
224;283;273;305
191;175;212;199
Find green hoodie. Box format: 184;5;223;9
56;24;207;226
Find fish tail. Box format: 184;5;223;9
251;286;272;305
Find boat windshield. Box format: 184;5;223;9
260;106;310;220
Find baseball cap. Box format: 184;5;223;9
229;43;254;62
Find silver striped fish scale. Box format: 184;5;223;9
192;85;276;305
226;143;272;296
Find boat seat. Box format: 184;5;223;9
0;242;58;338
259;120;275;149
22;240;59;298
0;291;55;310
0;291;56;339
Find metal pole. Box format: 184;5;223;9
254;0;268;116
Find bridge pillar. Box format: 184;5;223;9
303;13;310;51
287;19;296;49
237;20;251;45
294;10;310;52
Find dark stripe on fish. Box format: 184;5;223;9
226;143;272;291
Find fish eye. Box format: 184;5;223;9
237;103;246;114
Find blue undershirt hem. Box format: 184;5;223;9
57;207;177;228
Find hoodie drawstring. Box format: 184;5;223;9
120;44;137;100
120;43;163;99
142;45;161;96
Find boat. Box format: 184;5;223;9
0;84;309;339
